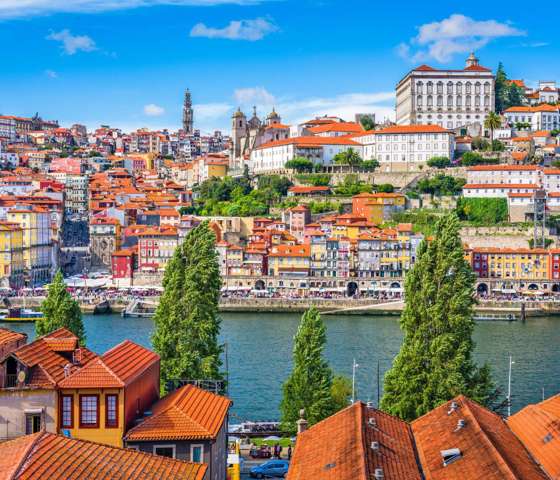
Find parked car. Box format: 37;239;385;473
249;460;289;478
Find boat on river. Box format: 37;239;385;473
0;307;44;322
473;313;517;322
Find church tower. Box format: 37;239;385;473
465;52;479;68
231;108;247;169
182;89;194;134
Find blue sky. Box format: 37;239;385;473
0;0;557;133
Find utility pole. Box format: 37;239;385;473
351;359;359;404
376;360;380;407
507;355;515;417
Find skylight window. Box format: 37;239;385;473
441;448;462;466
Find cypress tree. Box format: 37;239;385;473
36;270;86;345
380;213;494;421
152;221;223;393
280;307;334;434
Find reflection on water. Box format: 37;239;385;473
4;313;560;421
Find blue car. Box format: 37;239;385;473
250;459;289;478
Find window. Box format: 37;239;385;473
25;414;42;434
61;395;73;428
154;445;176;458
80;395;99;428
191;444;204;463
105;394;118;427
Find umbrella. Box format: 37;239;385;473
263;436;281;441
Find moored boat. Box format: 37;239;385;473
0;307;44;322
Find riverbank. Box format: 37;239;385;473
6;295;560;317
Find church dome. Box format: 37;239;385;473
232;108;245;118
267;108;280;120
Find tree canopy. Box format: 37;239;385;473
152;221;223;394
36;270;86;345
380;214;495;421
285;157;314;173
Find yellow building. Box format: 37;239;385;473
0;221;24;288
7;206;53;286
268;244;310;277
471;247;549;280
58;340;160;447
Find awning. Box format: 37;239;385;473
24;408;44;414
502;289;517;294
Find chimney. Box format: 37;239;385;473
296;409;308;435
63;363;71;377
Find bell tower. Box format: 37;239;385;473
182;89;194;134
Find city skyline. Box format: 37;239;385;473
0;1;557;133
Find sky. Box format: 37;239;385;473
0;0;557;134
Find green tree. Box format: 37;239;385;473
380;214;495;421
456;197;508;224
36;270;86;345
285;157;314;173
280;308;334;434
376;183;395;193
334;174;373;196
494;62;508;113
427;156;451;169
359;116;376;131
152;222;223;394
361;159;380;171
257;175;293;196
330;375;352;412
484;112;502;149
333;149;363;167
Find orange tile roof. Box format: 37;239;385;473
125;384;231;441
256;136;360;150
288;186;330;194
0;327;26;348
463;183;539;189
375;124;452;135
287;402;422;480
412;395;547;480
467;165;538;171
11;328;97;388
60;340;159;388
308;122;364;134
1;432;207;480
508;394;560;479
269;244;310;257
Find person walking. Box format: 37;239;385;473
287;445;292;460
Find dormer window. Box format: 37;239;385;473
441;448;462;466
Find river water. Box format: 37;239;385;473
3;312;560;422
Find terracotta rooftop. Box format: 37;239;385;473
10;328;96;389
412;395;547;480
508;394;560;479
59;340;159;389
287;402;422;480
0;432;207;480
125;384;231;441
0;328;26;349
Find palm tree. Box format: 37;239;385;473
334;149;363;172
484;112;502;151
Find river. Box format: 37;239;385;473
3;312;560;422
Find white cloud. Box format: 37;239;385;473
45;69;58;78
190;18;278;41
144;104;165;116
399;14;525;63
0;0;268;19
234;87;276;106
46;29;96;55
194;102;233;121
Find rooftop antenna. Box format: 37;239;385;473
351;359;359;404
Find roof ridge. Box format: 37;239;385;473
11;432;46;480
461;398;519;479
357;403;370;480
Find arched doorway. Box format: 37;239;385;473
477;283;488;295
347;281;358;297
552;284;560;293
390;282;401;289
255;279;265;291
528;283;539;291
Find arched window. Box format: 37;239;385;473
417;95;423;106
456;82;462;94
475;82;481;95
466;95;472;107
484;95;490;107
475;96;481;107
447;95;453;107
456;95;462;107
427;95;433;107
437;95;443;107
484;82;490;94
437;82;443;94
416;82;423;94
427;82;433;94
466;82;472;94
447;82;453;94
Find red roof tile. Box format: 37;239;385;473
0;328;26;348
287;402;422;480
125;384;231;441
412;395;547;480
1;432;207;480
508;394;560;479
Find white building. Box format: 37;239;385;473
504;104;560;131
537;81;559;104
463;183;539;198
250;136;361;174
0;116;16;142
466;165;541;186
395;53;495;134
353;124;455;172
